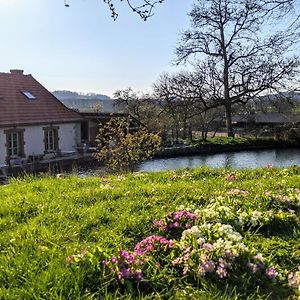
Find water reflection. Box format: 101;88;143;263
138;148;300;172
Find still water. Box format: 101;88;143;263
138;148;300;172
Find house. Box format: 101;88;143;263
55;95;144;146
0;69;82;166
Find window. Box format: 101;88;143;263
43;126;59;152
45;129;54;151
8;132;19;156
21;91;36;100
5;128;25;159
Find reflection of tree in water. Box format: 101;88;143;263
139;149;300;172
224;153;235;169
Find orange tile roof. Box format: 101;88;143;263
0;70;82;127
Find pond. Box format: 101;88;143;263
138;148;300;172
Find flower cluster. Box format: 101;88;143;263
66;190;297;294
176;223;251;279
237;209;273;227
153;210;196;234
134;235;175;256
102;250;145;282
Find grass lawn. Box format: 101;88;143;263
0;167;299;299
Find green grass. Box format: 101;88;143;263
192;136;278;147
0;167;299;299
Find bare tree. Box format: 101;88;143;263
154;72;225;141
113;88;162;132
175;0;300;137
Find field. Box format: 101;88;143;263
0;167;299;299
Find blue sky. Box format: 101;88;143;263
0;0;193;97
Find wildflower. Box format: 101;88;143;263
172;257;182;266
202;243;214;251
216;265;228;278
121;268;131;279
153;219;166;231
66;255;74;264
202;260;215;273
102;260;108;267
265;267;278;279
135;270;143;281
247;262;259;274
288;271;299;288
111;256;118;264
134;235;174;256
227;173;237;182
225;251;234;259
183;265;189;275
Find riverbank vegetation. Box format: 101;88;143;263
0;167;299;299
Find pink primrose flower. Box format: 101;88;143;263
135;270;143;281
247;262;258;274
121;268;131;279
202;260;215;273
227;173;237;182
288;272;299;288
202;243;214;251
216;265;228;278
66;255;74;264
265;267;278;279
111;256;118;264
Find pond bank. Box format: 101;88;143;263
0;153;99;182
156;140;299;158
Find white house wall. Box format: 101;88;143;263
56;123;79;152
0;129;6;166
0;122;80;165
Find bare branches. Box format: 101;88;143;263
64;0;164;20
173;0;300;136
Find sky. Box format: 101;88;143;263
0;0;193;97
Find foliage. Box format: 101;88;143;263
0;166;299;299
94;117;161;172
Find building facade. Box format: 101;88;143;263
0;69;82;166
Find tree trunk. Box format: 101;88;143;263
225;103;234;138
220;23;234;138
